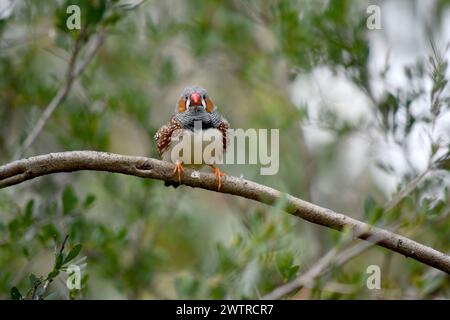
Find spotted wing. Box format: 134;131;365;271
154;117;183;157
216;117;230;152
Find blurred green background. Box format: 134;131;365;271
0;0;449;299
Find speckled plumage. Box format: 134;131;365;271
154;116;183;156
154;86;230;162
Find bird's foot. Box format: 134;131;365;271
210;165;226;191
173;161;184;184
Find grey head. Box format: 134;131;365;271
174;86;222;130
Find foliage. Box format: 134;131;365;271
0;0;449;299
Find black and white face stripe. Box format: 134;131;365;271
201;96;207;110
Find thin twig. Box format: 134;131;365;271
262;167;433;300
263;248;339;300
12;32;105;161
384;168;431;212
263;223;405;300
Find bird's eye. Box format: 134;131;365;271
203;95;207;100
184;96;188;100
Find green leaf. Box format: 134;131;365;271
102;11;122;27
363;196;383;224
69;288;79;300
63;244;82;264
81;274;89;286
437;157;450;170
62;186;78;215
363;196;377;219
47;270;60;279
39;224;61;242
216;243;237;273
286;265;300;280
83;194;96;208
55;252;64;270
277;252;293;270
210;282;226;299
8;219;21;240
175;276;200;299
10;287;22;300
277;252;296;280
22;246;30;258
23;199;34;227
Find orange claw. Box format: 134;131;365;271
210;165;226;191
173;161;184;184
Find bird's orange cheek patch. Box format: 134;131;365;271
178;98;186;112
205;97;214;113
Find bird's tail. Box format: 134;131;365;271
164;181;180;188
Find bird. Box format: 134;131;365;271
154;86;230;191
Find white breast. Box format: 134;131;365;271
162;128;224;167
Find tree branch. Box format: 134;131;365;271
264;168;433;299
1;151;449;274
